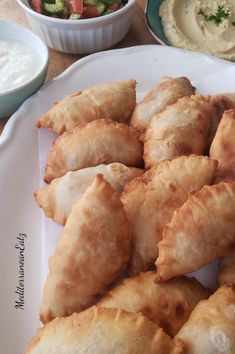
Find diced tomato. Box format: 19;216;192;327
66;0;83;14
107;2;120;12
83;5;100;17
31;0;43;13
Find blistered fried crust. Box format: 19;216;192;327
99;272;210;337
44;119;143;183
219;250;235;286
143;95;216;168
121;155;217;274
39;175;130;324
34;163;143;225
130;76;195;133
26;307;185;354
210;109;235;183
176;285;235;354
156;182;235;282
37;79;137;134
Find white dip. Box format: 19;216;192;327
0;39;41;92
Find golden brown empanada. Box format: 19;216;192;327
210;93;235;119
143;95;216;168
156;182;235;282
37;80;136;134
39;175;130;324
98;272;210;337
219;250;235;286
130;76;195;133
210;109;235;183
26;307;185;354
205;93;235;149
35;163;143;225
176;285;235;354
44;119;143;183
121;155;217;274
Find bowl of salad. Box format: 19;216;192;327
16;0;136;53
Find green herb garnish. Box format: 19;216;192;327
198;5;231;25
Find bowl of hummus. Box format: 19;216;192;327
145;0;235;61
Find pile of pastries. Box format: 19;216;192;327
26;77;235;353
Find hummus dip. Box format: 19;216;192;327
159;0;235;60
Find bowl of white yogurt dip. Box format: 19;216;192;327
0;19;49;117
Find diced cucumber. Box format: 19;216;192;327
102;0;120;5
43;0;67;14
69;12;82;19
84;0;99;5
96;1;106;15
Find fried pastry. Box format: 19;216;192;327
176;285;235;354
35;163;143;225
210;93;235;118
156;182;235;282
210;109;235;183
44;119;143;183
130;76;195;133
143;95;216;168
39;175;130;324
219;250;235;286
98;272;210;337
37;79;136;134
121;155;217;274
26;307;185;354
204;93;235;150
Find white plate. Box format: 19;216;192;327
0;45;234;354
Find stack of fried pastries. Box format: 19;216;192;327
27;78;235;353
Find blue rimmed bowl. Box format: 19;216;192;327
145;0;170;45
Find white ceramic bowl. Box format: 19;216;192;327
0;19;49;117
16;0;137;54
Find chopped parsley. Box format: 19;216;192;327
198;5;231;25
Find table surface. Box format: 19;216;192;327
0;0;157;134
